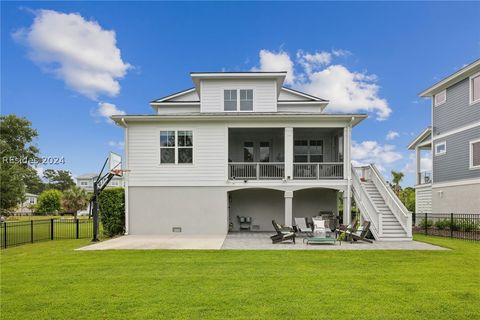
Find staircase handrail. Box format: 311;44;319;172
351;167;380;238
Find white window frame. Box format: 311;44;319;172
434;141;446;156
469;72;480;105
433;90;446;107
223;89;254;112
159;129;195;166
80;181;88;186
469;138;480;170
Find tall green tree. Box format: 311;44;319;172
399;187;415;212
24;167;46;194
62;186;89;218
36;189;63;214
43;169;75;191
0;115;40;214
391;171;404;196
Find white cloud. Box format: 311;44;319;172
13;9;131;100
108;140;124;150
402;152;432;174
251;49;391;120
351;140;403;170
386;130;400;140
252;49;295;84
94;102;125;123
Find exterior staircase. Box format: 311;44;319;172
352;165;412;241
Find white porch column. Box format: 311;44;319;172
415;146;421;185
343;124;352;225
285;127;293;180
284;191;293;226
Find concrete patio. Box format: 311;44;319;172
77;232;447;251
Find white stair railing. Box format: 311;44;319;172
365;164;412;237
351;167;381;239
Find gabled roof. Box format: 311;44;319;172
150;87;198;104
76;173;97;179
279;87;328;102
408;127;432;150
419;58;480;97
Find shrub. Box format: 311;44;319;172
36;189;63;214
418;218;433;228
98;187;125;237
434;219;449;230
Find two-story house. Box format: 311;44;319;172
112;72;412;240
76;173;124;192
409;59;480;214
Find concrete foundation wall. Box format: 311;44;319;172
293;188;338;218
228;189;284;231
128;187;228;235
431;183;480;214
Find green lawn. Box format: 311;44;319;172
1;236;479;320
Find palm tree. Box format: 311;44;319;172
62;186;88;219
391;171;404;196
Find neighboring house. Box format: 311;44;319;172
14;193;38;215
112;71;412;240
409;59;480;214
76;173;124;192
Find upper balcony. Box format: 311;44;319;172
228;128;344;181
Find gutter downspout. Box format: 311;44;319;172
121;117;130;235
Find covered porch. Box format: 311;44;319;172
227;187;341;232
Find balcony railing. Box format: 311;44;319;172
228;163;284;180
293;162;343;179
418;172;432;185
228;162;344;180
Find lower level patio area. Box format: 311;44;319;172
78;232;447;251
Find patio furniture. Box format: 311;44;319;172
237;215;252;231
303;235;338;245
348;221;373;243
271;220;296;244
336;219;359;241
294;217;313;236
312;217;334;238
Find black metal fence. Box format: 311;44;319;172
0;218;93;249
413;213;480;241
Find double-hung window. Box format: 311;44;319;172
224;89;253;111
434;141;446;156
470;73;480;104
434;90;446;106
160;130;193;164
470;139;480;169
294;140;324;162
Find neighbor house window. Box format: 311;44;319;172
29;197;35;204
470;139;480;169
160;130;193;164
435;141;446;156
434;90;446;106
240;89;253;111
470;73;480;104
224;90;237;111
80;181;88;186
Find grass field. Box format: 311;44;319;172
1;235;479;320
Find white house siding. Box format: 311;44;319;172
156;105;200;115
431;183;480;214
200;79;277;112
169;90;199;102
415;184;432;214
277;105;323;113
129;186;227;234
127;121;227;186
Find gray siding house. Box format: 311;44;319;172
409;59;480;214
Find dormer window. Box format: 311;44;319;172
240;89;253;111
434;90;446;106
470;73;480;104
224;89;254;111
224;90;237;111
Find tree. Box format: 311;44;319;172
98;188;125;237
36;189;63;214
62;186;89;218
399;187;415;212
0;115;39;214
24;167;46;195
43;169;75;191
391;171;404;196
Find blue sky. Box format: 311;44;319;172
2;2;479;186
